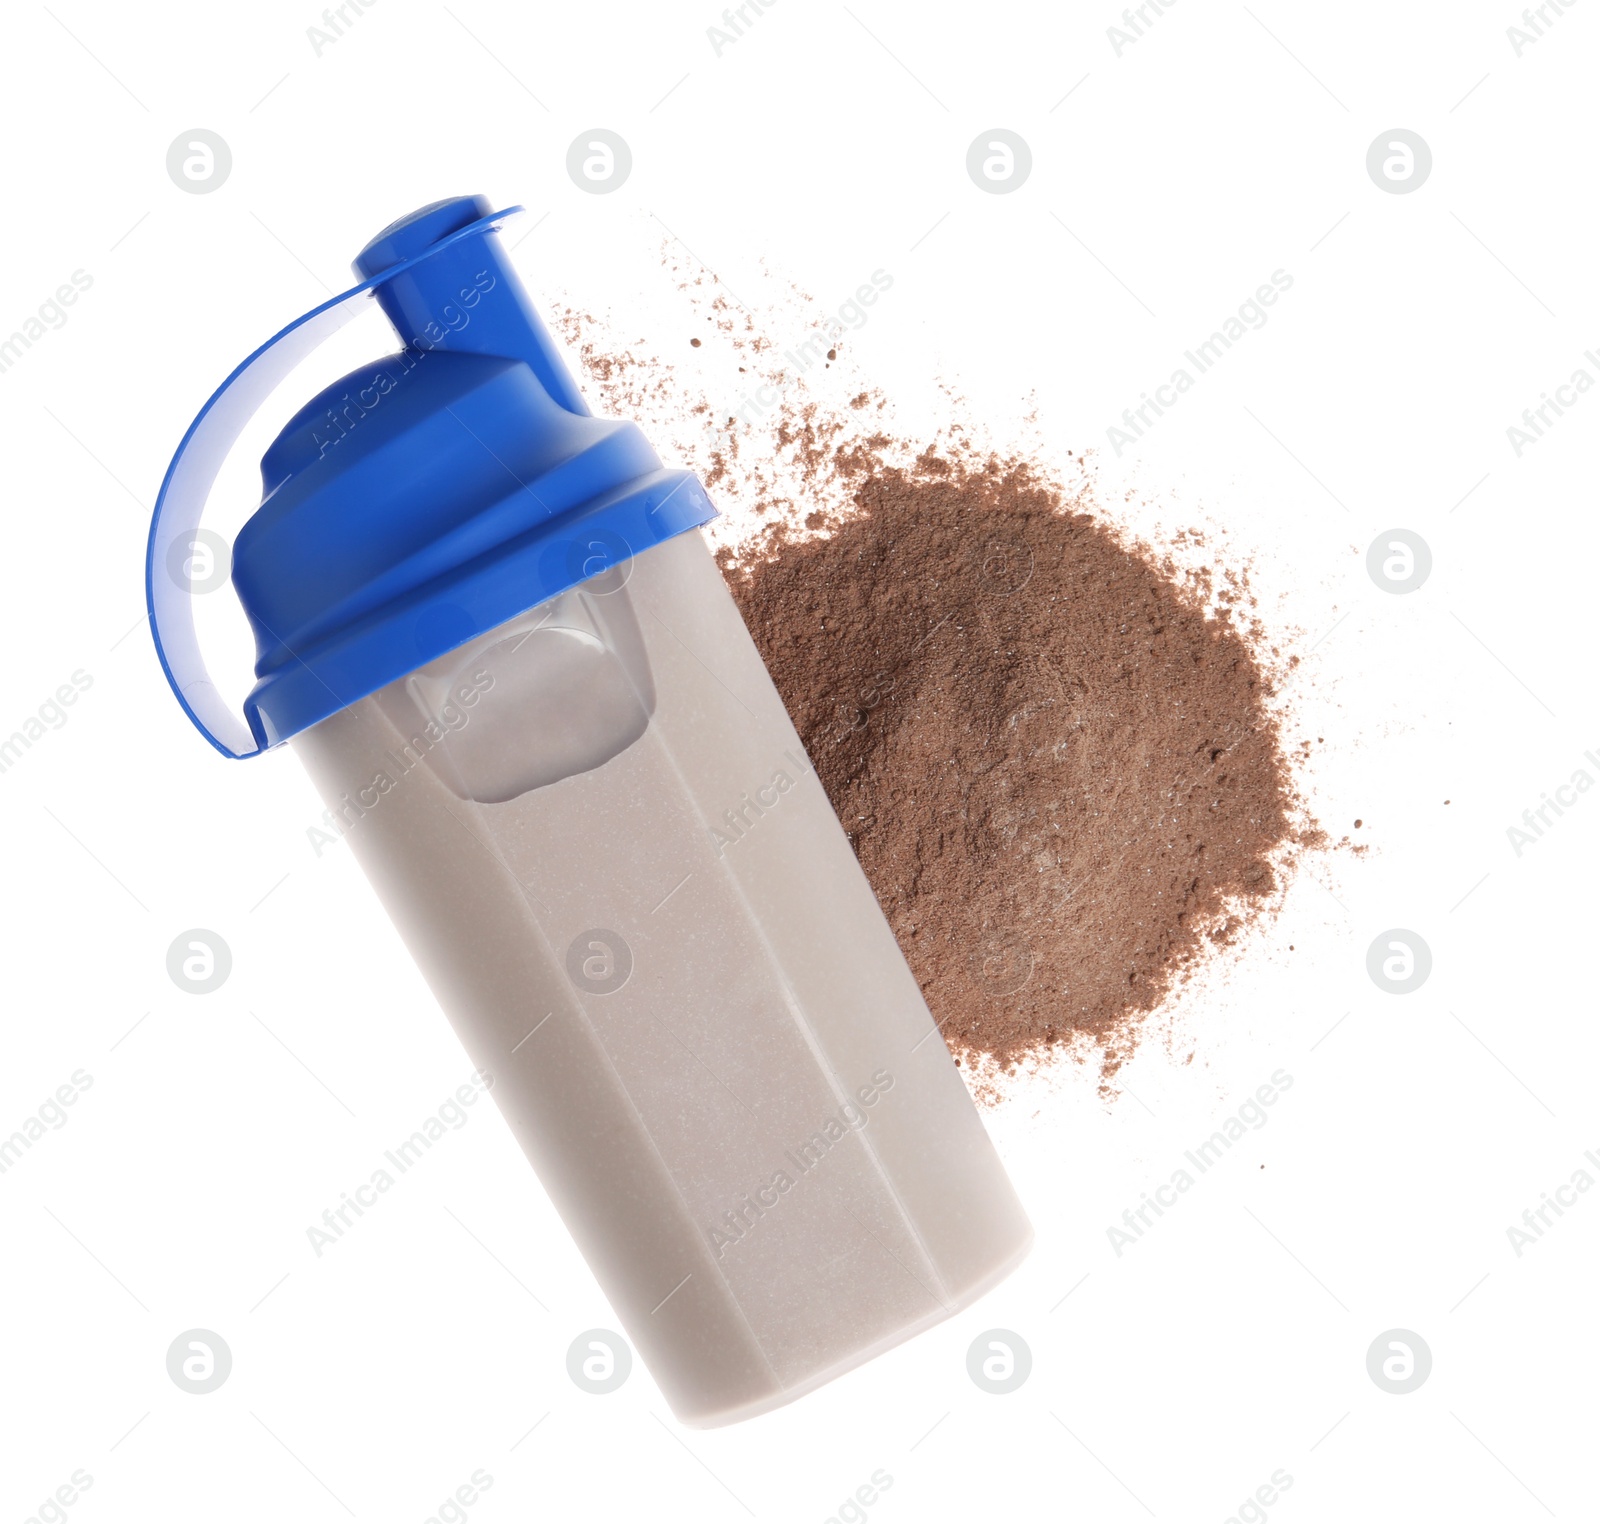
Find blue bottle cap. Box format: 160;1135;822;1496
146;196;717;757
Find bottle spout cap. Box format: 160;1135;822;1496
146;197;714;759
353;194;498;279
356;194;590;418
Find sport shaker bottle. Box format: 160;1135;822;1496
146;196;1032;1425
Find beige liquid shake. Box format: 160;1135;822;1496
294;529;1032;1427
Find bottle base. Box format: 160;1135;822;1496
674;1225;1035;1429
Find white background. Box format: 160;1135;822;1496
2;1;1597;1520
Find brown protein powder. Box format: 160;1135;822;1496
721;448;1300;1083
552;265;1315;1094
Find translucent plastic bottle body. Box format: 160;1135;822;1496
293;530;1032;1426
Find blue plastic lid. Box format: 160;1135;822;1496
146;196;717;757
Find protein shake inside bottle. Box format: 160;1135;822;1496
146;195;1032;1425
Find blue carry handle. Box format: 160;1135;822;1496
144;204;524;758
